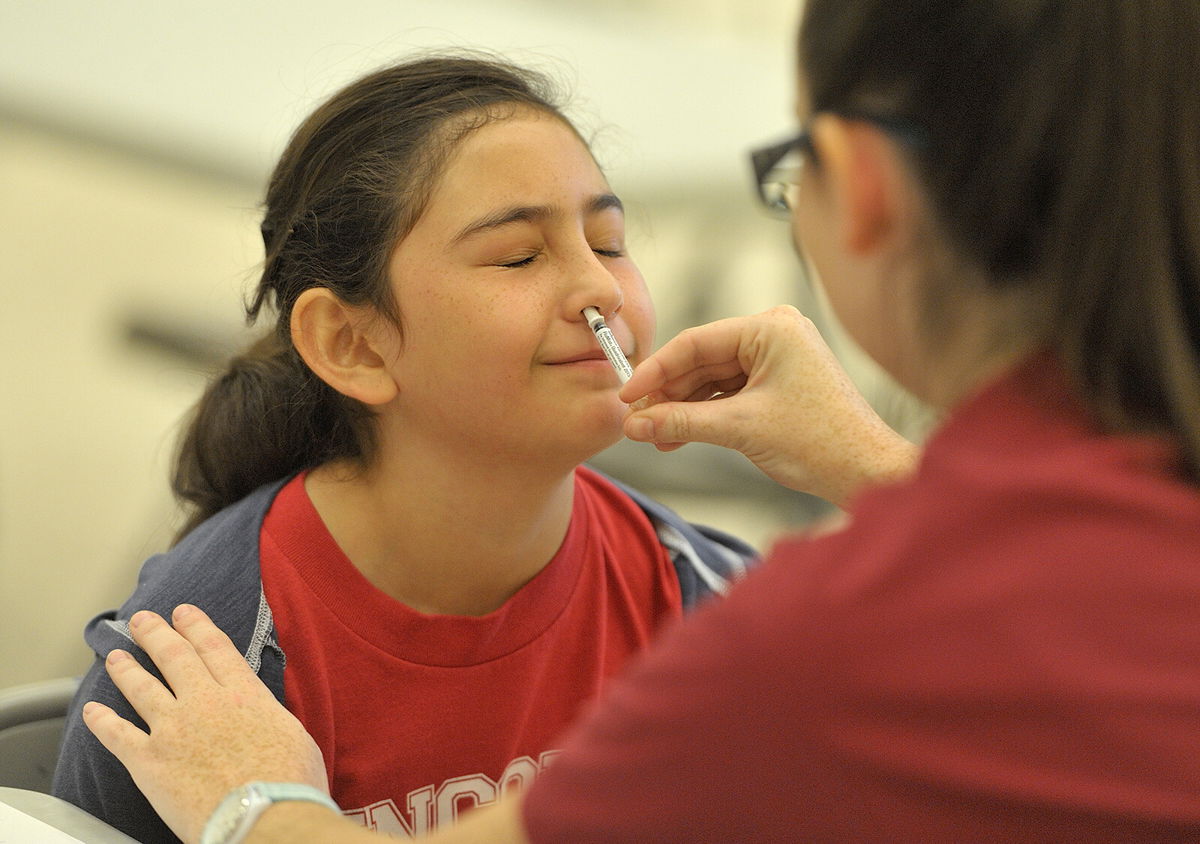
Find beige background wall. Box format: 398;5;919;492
0;123;258;686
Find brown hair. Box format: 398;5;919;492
172;55;570;540
800;0;1200;480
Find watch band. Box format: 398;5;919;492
200;781;341;844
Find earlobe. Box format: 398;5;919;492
290;288;399;406
811;116;904;256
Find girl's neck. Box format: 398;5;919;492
305;443;580;617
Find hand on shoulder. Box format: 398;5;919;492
82;605;328;844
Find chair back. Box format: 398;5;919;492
0;677;81;793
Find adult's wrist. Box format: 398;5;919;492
247;801;384;844
827;428;920;508
201;782;340;844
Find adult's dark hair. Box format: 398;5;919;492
172;55;570;541
799;1;1200;481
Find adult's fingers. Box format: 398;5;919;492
123;610;214;700
619;315;752;405
167;604;260;689
82;700;149;765
623;390;756;455
104;644;182;730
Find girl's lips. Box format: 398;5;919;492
548;340;634;366
550;352;610;365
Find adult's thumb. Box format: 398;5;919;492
624;398;745;454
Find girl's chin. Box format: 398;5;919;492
543;423;625;465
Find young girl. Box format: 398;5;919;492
53;55;754;842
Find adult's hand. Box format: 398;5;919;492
82;605;330;844
620;305;919;508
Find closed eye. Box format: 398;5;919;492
594;248;625;259
498;253;540;268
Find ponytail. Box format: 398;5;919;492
170;332;374;543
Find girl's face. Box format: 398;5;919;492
377;110;655;465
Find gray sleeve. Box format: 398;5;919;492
53;612;182;844
51;481;288;843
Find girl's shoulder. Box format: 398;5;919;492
577;464;759;609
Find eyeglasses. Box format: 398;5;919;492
749;129;814;217
749;113;927;218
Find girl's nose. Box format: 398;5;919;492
561;248;624;322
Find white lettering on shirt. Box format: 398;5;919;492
343;750;561;838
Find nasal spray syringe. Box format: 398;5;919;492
582;306;634;384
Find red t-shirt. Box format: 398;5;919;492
259;465;681;836
523;356;1200;842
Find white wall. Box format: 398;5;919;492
0;0;800;190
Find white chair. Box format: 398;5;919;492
0;676;80;793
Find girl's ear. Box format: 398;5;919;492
290;288;399;406
810;114;913;257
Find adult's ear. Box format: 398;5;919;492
809;114;915;257
289;287;399;406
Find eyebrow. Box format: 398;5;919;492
451;193;624;244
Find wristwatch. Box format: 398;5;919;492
200;781;341;844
